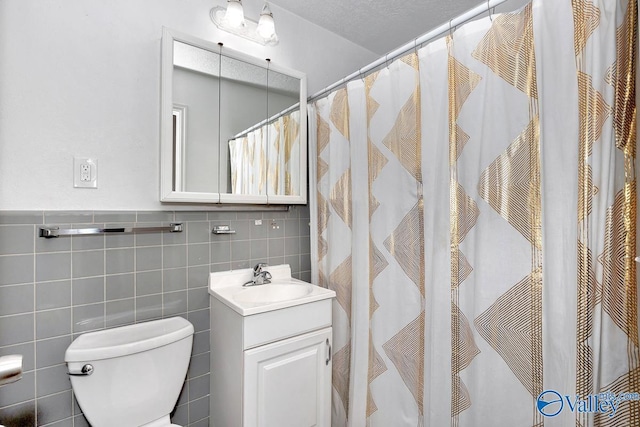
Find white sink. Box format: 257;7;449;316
234;283;314;304
209;264;335;316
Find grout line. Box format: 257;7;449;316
103;244;107;328
133;232;138;324
31;223;38;427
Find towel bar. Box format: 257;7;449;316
39;223;183;238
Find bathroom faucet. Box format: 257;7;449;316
243;263;272;287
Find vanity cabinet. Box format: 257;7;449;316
210;296;333;427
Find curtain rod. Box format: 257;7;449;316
232;102;300;140
308;0;511;102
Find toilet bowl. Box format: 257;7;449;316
64;317;194;427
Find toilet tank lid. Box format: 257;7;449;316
64;317;194;362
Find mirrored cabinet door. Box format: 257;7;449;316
172;40;221;194
219;54;269;203
160;28;307;205
266;67;306;203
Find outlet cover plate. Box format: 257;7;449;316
73;157;98;188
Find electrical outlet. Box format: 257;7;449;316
80;164;91;181
74;157;98;188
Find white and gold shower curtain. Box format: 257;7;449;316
229;110;301;195
229;128;267;195
310;1;637;426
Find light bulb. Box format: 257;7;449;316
224;0;245;28
257;3;276;40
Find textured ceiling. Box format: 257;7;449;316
269;0;487;55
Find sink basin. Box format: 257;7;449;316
209;264;335;316
235;283;313;304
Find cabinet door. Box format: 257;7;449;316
243;327;332;427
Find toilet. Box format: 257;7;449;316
64;317;194;427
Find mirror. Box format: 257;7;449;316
160;28;307;204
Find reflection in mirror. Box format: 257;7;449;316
172;104;187;191
172;41;220;193
160;28;307;204
268;68;302;197
227;66;302;197
220;54;268;195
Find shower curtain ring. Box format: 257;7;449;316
385;54;390;69
358;68;365;81
488;0;494;22
449;19;454;37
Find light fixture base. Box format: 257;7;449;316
211;7;279;46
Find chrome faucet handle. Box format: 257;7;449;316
253;263;269;275
248;270;272;286
261;270;272;283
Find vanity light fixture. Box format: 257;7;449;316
223;0;245;28
210;1;279;46
256;3;277;41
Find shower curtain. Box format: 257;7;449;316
309;0;638;426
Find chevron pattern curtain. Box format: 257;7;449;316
310;0;637;426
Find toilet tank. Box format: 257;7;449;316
65;317;194;427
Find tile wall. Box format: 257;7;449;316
0;207;311;427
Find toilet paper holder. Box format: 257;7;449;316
0;354;23;386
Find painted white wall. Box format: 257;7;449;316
0;0;377;210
